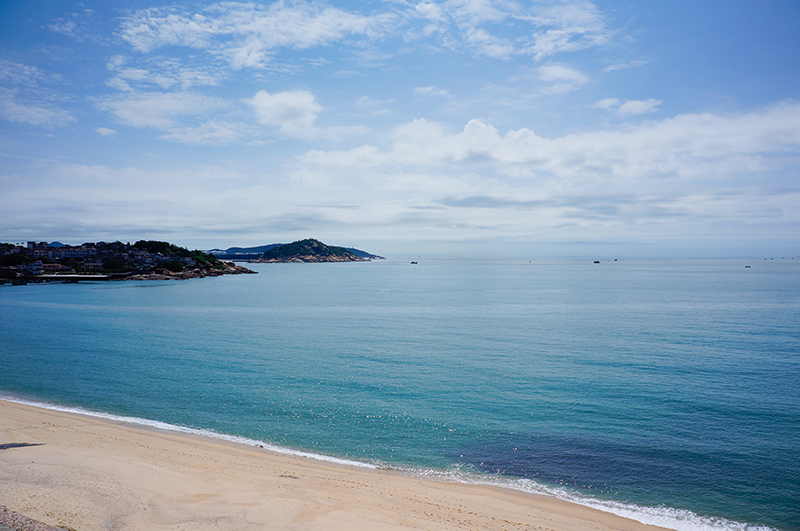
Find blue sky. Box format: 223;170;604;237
1;0;799;257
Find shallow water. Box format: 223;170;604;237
1;258;798;530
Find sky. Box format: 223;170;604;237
1;0;799;257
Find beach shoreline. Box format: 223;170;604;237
0;399;671;531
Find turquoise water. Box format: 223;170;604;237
1;258;798;530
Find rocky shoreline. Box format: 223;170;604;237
252;255;366;263
123;261;257;280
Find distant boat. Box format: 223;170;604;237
593;261;600;264
410;261;418;264
745;265;751;268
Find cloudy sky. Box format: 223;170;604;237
1;0;799;257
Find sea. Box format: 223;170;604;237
1;257;798;531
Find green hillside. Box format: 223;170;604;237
258;239;362;262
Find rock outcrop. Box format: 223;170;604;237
125;261;256;280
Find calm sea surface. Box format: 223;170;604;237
1;258;798;530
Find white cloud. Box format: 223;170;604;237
0;60;63;86
48;9;100;43
96;90;249;145
49;18;81;38
594;98;662;116
536;63;588;94
5;103;800;250
301;102;800;183
355;96;394;116
0;88;75;128
463;26;515;58
246;89;322;137
282;102;800;245
115;68;150;83
106;55;126;70
593;97;619;109
158;121;251;145
106;78;133;92
617;99;661;116
222;36;272;70
603;59;649;72
116;1;613;68
415;86;450;97
97;86;351;144
444;0;510;26
0;60;74;128
356;95;394;107
119;2;397;69
105;55;221;92
408;0;611;61
96;127;116;136
525;1;612;60
415;2;446;23
99;92;228;129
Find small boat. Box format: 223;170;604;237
410;261;418;264
593;260;600;264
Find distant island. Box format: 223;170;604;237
210;239;384;263
0;240;256;284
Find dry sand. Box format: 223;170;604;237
1;400;668;531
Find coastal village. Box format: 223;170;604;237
0;240;254;283
0;238;381;284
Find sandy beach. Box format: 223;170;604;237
0;400;668;531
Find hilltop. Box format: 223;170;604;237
251;239;380;263
210;240;384;262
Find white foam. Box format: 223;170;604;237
405;467;777;531
2;396;777;531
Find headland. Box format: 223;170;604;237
249;238;383;263
0;240;256;283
